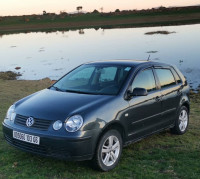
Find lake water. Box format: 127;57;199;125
0;24;200;89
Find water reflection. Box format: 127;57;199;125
146;51;158;54
0;24;200;90
79;29;85;34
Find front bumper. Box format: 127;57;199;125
2;122;98;161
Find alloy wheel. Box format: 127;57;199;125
178;109;188;132
101;135;120;167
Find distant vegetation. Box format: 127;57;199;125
0;5;199;20
76;6;83;13
0;5;200;34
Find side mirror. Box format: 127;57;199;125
128;88;148;98
133;88;148;96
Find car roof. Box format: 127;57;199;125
84;59;170;68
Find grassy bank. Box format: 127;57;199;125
0;6;200;34
0;79;200;178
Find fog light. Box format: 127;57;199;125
53;120;63;130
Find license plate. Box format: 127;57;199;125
13;131;40;145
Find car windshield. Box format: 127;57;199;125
52;64;132;95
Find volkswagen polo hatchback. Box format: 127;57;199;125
3;60;190;171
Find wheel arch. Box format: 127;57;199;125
179;94;190;113
182;101;190;113
94;121;126;152
92;121;125;171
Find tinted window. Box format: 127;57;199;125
155;69;176;88
171;68;182;84
132;69;156;92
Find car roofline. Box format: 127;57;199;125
82;59;172;68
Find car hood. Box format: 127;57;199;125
15;89;114;121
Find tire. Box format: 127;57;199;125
171;106;189;135
93;129;122;171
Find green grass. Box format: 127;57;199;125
0;8;200;25
0;79;200;179
0;8;200;26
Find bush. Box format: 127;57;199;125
0;71;21;80
92;9;99;14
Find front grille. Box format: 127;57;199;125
15;114;52;130
4;134;47;154
4;134;70;159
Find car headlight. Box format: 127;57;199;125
6;105;16;121
53;120;63;130
65;115;83;132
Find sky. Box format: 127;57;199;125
0;0;200;16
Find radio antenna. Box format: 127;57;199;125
147;54;151;61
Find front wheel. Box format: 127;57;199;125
93;129;122;171
171;106;189;135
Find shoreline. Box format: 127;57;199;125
1;12;200;34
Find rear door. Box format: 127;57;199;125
126;68;162;140
154;67;181;127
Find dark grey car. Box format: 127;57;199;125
3;60;190;171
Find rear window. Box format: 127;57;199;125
155;68;176;88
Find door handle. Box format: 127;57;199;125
155;96;161;102
177;89;182;95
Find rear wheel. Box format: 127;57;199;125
171;106;189;135
93;129;122;171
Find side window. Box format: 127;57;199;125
155;68;176;88
171;68;182;84
132;69;156;92
99;67;117;83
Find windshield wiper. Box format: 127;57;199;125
52;86;64;92
65;89;98;95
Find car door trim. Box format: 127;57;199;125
130;107;176;126
131;112;161;125
125;124;175;145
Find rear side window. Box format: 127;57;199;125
171;68;182;84
132;69;156;92
155;68;176;88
